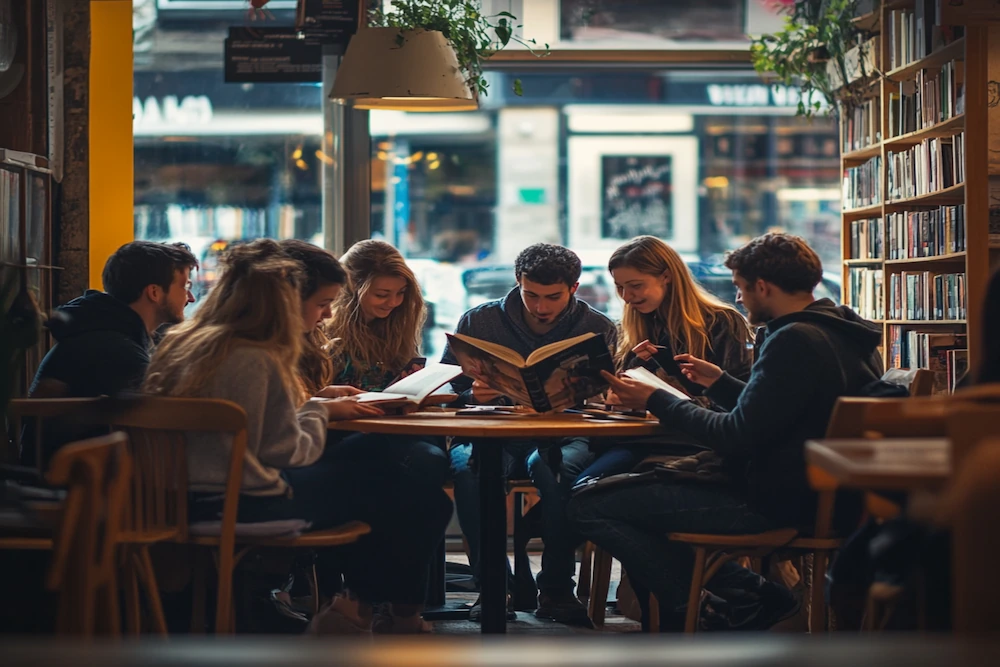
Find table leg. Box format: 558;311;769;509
478;441;508;634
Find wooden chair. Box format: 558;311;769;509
0;432;132;636
99;396;371;635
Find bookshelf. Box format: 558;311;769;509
839;2;992;394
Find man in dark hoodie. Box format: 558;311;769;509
442;244;616;625
29;241;197;402
567;233;884;631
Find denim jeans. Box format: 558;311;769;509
192;455;453;605
326;431;450;489
450;438;594;593
567;480;771;622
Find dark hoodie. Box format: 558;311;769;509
645;299;884;527
30;290;152;398
441;287;617;404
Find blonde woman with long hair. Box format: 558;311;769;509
575;235;754;483
327;240;426;391
145;239;452;635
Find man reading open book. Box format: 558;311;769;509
441;244;616;625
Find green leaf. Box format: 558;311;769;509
513;79;523;96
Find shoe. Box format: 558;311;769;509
534;590;594;628
306;597;372;636
468;594;517;622
702;582;801;632
372;604;433;634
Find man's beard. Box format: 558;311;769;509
158;302;184;326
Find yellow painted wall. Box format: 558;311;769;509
89;0;134;288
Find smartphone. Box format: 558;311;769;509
389;357;427;385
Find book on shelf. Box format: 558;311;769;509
887;60;964;138
847;268;885;321
888;328;967;394
843;156;882;209
888;270;966;321
841;98;881;153
849;217;884;260
947;349;968;393
887;132;964;200
354;364;464;408
888;4;964;71
445;332;615;413
886;205;965;259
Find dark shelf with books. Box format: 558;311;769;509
839;6;988;387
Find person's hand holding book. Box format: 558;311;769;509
317;396;385;421
471;379;504;403
674;354;723;388
315;385;364;399
599;371;658;409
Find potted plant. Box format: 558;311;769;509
366;0;548;100
751;0;878;117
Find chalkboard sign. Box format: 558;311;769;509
601;155;674;240
296;0;359;52
224;27;322;83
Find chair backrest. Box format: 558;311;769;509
45;431;132;636
946;402;1000;470
8;398;108;477
95;397;249;545
881;368;935;397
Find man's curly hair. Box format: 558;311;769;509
514;244;582;287
724;233;823;294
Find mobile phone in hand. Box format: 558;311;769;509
390;357;426;384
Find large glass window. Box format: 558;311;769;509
373;69;843;360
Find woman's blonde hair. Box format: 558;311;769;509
609;236;751;366
278;239;348;396
326;240;425;374
144;239;305;401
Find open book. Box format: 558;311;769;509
446;332;614;413
355;364;463;408
623;367;692;402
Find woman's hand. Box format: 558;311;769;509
604;388;622;406
630;340;662;361
315;385;364;399
674;354;724;388
319;396;384;421
471;379;504;403
599;371;658;410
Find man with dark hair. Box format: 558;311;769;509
568;233;884;631
442;243;615;626
30;241;198;399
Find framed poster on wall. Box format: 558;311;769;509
568;136;698;255
600;155;674;240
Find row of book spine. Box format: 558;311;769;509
847;268;885;321
887;132;964;200
886;204;965;259
888;270;966;321
843;156;882;210
888;327;968;393
887;3;964;71
841;98;881;153
887;60;965;138
849;217;883;260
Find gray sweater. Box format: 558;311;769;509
186;345;329;497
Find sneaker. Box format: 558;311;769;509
372;604;433;634
306;597;372;636
534;590;594;628
468;594;517;622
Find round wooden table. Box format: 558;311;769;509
334;410;666;634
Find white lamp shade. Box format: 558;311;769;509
330;27;478;112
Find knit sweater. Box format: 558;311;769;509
186;345;329;497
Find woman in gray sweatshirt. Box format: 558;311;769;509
144;240;452;634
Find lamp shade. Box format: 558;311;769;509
330;27;478;112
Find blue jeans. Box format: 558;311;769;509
567;480;771;625
575;445;652;483
450;438;594;593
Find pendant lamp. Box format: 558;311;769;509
329;26;478;112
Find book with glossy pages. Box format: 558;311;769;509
445;332;615;413
354;364;463;408
623;366;693;402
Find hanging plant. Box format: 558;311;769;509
369;0;549;99
750;0;878;117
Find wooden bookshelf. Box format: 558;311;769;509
839;6;990;393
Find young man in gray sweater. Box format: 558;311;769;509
441;244;616;626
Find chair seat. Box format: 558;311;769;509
0;536;53;550
667;528;799;547
190;521;371;548
118;529;184;544
507;479;536;494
